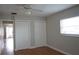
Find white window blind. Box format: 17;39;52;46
60;16;79;36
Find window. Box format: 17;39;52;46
60;16;79;37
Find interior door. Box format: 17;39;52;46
15;21;31;50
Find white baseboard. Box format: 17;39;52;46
29;45;45;49
46;44;71;55
15;45;46;51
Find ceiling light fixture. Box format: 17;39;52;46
25;11;31;15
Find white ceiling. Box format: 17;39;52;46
0;4;77;17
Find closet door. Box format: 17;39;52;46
15;21;31;50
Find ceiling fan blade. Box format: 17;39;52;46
31;8;43;12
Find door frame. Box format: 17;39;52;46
2;20;15;55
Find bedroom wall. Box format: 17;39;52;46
46;5;79;55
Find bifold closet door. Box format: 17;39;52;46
15;21;31;50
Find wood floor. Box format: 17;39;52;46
15;46;64;55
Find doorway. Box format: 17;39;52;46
2;21;14;55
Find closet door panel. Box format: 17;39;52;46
15;21;31;50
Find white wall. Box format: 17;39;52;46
46;5;79;55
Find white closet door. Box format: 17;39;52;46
15;21;31;50
34;20;46;46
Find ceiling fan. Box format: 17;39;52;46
17;4;43;15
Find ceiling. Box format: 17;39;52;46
0;4;77;17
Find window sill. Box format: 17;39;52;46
61;34;79;37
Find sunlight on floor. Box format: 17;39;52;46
5;38;14;54
6;38;13;51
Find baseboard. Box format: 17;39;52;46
15;45;46;51
46;44;71;55
29;45;45;49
